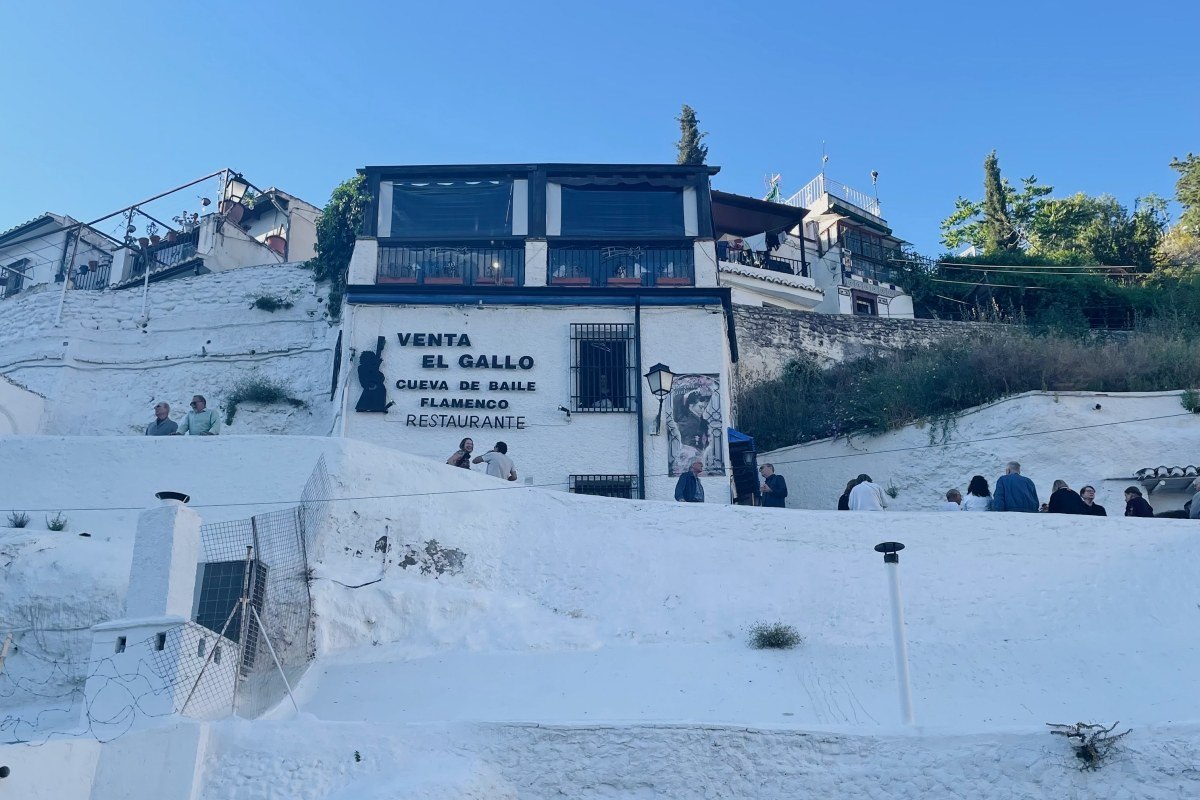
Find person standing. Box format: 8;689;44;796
848;473;888;512
1124;486;1154;518
991;462;1038;512
759;463;788;508
674;459;705;503
473;441;516;481
145;402;178;436
1047;480;1088;514
1079;485;1107;516
447;437;474;469
175;395;220;436
961;475;992;512
1188;479;1200;520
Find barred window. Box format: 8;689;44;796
571;323;635;412
570;474;637;499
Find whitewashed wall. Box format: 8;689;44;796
0;264;338;436
341;302;734;502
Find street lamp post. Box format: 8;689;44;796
643;363;675;436
874;541;914;726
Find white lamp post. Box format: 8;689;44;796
874;541;914;725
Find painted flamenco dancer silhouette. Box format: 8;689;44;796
355;335;395;413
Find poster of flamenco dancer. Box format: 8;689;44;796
665;374;725;476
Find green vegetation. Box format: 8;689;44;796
674;104;708;166
747;622;804;650
736;330;1200;451
45;512;68;531
311;174;371;319
6;510;30;528
252;295;294;312
224;373;306;426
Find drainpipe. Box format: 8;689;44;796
634;297;646;500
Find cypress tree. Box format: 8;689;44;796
675;105;709;166
982;151;1017;253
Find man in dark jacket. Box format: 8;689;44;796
674;459;705;503
1124;486;1154;518
1047;480;1089;514
759;463;788;508
991;461;1039;512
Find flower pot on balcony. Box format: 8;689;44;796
606;277;641;287
378;275;418;284
550;276;592;286
655;276;691;286
425;276;465;285
265;234;287;256
477;277;516;286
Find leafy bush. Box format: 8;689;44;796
311;175;370;320
1182;389;1200;413
7;510;30;528
45;512;68;531
252;295;294;312
737;329;1200;451
224;374;306;425
747;621;804;650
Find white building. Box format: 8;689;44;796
710;174;915;318
340;163;739;503
0;171;319;299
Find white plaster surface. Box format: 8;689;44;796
0;372;44;434
0;263;338;436
342;302;734;502
124;503;202;619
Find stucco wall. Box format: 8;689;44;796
0;373;44;433
732;305;995;380
341;302;734;503
0;264;338;435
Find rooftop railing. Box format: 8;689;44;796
783;174;882;218
717;242;808;278
126;230;201;281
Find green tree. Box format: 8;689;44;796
675;104;708;166
940;154;1050;253
1170;153;1200;233
311;174;370;318
982;151;1018;253
1158;154;1200;271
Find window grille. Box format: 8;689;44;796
570;323;635;412
569;474;638;499
194;559;269;670
2;258;29;299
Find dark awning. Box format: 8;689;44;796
711;190;808;237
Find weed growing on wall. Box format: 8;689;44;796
747;622;804;650
224;374;306;425
736;330;1200;450
6;510;30;528
252;295;294;312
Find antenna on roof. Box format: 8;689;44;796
821;141;829;177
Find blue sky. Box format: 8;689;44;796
1;0;1196;254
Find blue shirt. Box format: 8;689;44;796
991;473;1039;512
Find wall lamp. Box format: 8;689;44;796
644;363;675;435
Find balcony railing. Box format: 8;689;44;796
845;252;902;286
783;174;882;218
69;261;112;290
127;230;201;281
377;241;525;286
717;243;808;278
547;243;694;288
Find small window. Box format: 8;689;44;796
3;258;29;299
570;324;635;412
115;636;127;654
390;180;513;237
194;559;269;670
154;632;167;651
569;474;637;499
853;295;877;316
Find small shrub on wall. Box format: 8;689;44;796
224;374;306;425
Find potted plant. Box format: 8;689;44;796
550;265;592;286
425;263;464;284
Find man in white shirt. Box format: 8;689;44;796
473;441;516;481
848;473;888;511
941;488;964;511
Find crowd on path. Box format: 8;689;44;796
144;395;221;436
835;460;1197;519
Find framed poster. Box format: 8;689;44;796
665;374;725;476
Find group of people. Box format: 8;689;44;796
446;438;518;482
144;395;221;436
674;461;788;506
